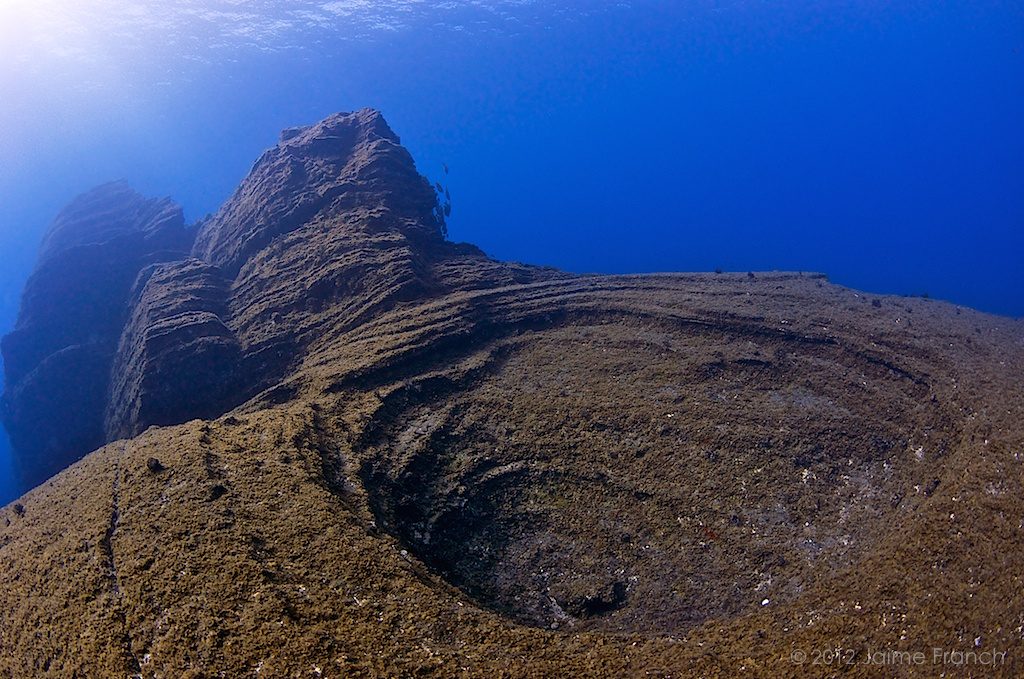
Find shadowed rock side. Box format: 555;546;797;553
0;182;193;488
104;258;239;441
1;111;1023;677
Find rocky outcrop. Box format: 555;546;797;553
1;109;554;491
199;109;555;394
1;271;1022;676
191;108;441;276
0;183;193;488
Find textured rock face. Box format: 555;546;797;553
1;111;1022;676
191;108;441;276
104;259;239;441
205;108;552;397
0;183;193;488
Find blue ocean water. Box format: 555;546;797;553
0;1;1021;505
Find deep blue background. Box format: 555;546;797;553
1;1;1022;504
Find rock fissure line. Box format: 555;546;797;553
99;447;143;676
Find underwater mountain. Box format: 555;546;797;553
1;110;1022;677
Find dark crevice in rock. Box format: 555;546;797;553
98;449;143;676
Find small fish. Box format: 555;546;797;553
442;163;449;174
435;181;444;193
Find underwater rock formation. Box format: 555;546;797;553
2;109;549;490
0;182;193;488
0;110;1022;677
191;108;442;275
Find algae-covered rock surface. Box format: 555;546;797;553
1;110;1022;677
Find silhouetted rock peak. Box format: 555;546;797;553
1;183;193;488
192;108;441;277
37;181;189;265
